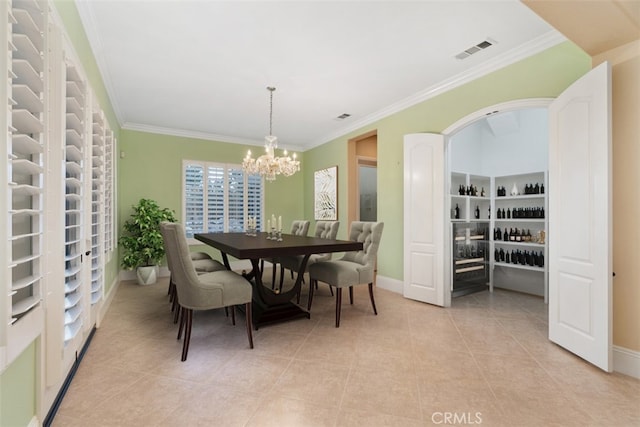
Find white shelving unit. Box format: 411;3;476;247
491;171;548;302
449;171;548;300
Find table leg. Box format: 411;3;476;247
248;256;312;328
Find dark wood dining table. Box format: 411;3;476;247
194;232;362;328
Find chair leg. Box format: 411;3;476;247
368;283;378;315
335;287;342;328
173;297;180;323
181;309;193;362
177;306;185;340
245;302;254;349
349;286;354;304
328;284;334;296
231;305;236;325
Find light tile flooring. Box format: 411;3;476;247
54;273;640;426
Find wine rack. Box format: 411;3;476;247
452;222;489;297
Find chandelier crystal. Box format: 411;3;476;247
242;86;300;181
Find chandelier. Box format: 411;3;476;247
242;86;300;181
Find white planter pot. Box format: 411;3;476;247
136;265;158;285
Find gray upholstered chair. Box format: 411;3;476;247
278;221;340;293
308;221;384;327
160;222;254;361
264;220;310;288
168;251;226;320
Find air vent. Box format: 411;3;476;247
455;39;495;60
335;113;351;121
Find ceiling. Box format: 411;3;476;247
75;1;564;152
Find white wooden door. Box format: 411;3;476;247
548;62;612;372
403;133;446;306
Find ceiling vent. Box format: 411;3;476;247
455;39;495;60
334;113;351;121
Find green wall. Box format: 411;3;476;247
118;130;304;263
0;342;36;427
303;41;592;281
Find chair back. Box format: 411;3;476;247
314;221;340;240
341;222;384;269
291;220;310;236
160;222;223;307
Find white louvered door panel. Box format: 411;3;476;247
2;0;47;370
90;108;105;306
103;128;114;254
63;63;86;346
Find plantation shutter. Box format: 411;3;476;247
184;163;204;238
207;165;225;233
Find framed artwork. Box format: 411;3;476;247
314;166;338;220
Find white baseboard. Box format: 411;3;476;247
613;345;640;379
28;415;39;427
376;275;403;294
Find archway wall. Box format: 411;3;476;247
303;40;591;282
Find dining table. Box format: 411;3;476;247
194;232;363;329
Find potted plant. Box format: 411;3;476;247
120;198;177;285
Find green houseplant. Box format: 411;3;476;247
120;198;177;285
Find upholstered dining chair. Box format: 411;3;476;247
168;251;226;321
277;221;340;294
262;220;310;288
160;222;254;361
308;221;384;327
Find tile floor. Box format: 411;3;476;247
53;272;640;426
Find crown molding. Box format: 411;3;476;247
121;122;306;153
306;30;567;150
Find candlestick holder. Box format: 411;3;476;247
277;230;283;242
268;227;276;240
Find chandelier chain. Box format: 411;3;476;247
268;86;274;136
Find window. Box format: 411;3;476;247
183;160;264;239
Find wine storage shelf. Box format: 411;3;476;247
449;171;548;301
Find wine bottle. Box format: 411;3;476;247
541;183;545;194
507;208;511;219
497;208;502;219
494;248;499;262
509;228;515;241
499;248;505;261
496;228;502;240
505;251;510;263
515;228;521;242
503;228;509;241
488;207;491;219
474;205;480;219
534;183;540;194
454;204;460;219
481;187;485;197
